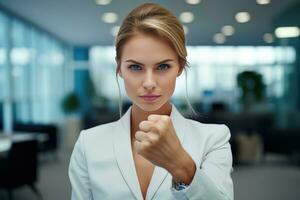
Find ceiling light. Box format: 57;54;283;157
95;0;112;5
111;26;120;36
102;12;118;23
183;25;189;35
186;0;201;5
221;25;235;36
179;12;194;23
256;0;271;5
263;33;274;43
275;27;300;38
213;33;226;44
235;12;251;23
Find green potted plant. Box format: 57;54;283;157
236;71;266;164
237;71;265;112
61;92;80;114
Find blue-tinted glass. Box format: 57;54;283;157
89;45;297;111
0;10;70;125
11;19;31;122
0;11;8;100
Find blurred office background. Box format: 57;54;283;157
0;0;299;199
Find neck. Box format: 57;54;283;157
130;102;172;140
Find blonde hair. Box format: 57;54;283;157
114;3;197;117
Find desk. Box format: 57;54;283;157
0;132;49;156
0;137;11;155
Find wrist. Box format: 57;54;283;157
168;149;196;184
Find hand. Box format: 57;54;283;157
134;114;183;170
134;115;196;184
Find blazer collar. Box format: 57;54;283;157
113;103;187;200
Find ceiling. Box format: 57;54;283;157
0;0;298;46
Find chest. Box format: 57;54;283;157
132;149;155;199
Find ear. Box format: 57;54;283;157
115;57;123;78
177;67;184;77
177;59;186;77
117;66;123;78
116;67;123;78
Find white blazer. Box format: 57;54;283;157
69;104;234;200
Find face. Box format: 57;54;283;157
118;33;183;112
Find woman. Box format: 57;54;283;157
69;3;233;200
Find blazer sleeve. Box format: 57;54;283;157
69;131;94;200
171;125;234;200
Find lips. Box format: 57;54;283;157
139;94;161;102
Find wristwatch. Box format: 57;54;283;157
173;181;189;191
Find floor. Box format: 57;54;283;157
0;150;300;200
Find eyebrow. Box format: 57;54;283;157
125;59;174;66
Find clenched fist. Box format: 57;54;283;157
134;114;195;183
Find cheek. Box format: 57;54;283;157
160;74;177;91
123;76;140;92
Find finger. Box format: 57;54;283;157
139;121;158;132
148;114;171;126
135;131;148;142
147;114;162;122
134;140;142;152
134;139;151;153
149;115;171;131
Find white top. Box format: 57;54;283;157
69;104;234;200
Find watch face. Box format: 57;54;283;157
173;182;189;191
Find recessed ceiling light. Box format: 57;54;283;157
186;0;201;5
256;0;271;5
111;26;120;36
275;27;300;38
235;12;251;23
183;25;189;35
95;0;112;5
213;33;226;44
263;33;274;43
102;12;118;23
221;25;235;36
179;12;194;23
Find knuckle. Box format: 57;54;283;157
135;131;140;139
162;115;171;123
139;121;146;129
165;116;171;123
151;124;159;132
142;142;151;152
152;135;160;143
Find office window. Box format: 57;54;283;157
0;11;8;101
90;45;297;107
11;19;31;122
0;10;70;124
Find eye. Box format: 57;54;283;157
157;63;170;71
128;64;142;71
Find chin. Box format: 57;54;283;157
134;101;166;112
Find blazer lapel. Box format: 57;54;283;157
113;104;187;200
113;107;143;200
146;104;187;200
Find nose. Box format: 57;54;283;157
142;71;156;90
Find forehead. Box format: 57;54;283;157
121;34;177;62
